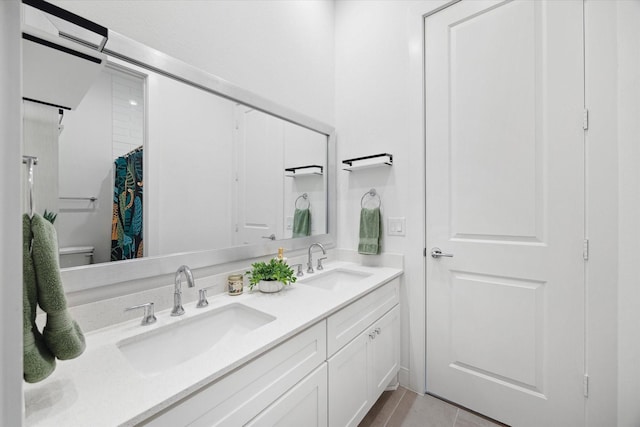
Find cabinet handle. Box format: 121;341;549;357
369;332;376;340
374;327;381;335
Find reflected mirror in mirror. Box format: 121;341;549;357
24;60;327;269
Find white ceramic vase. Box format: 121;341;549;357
258;280;284;293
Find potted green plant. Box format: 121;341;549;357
43;209;57;224
246;258;297;293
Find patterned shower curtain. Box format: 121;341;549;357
111;147;143;261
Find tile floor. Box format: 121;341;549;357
359;387;508;427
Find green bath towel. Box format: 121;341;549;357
292;208;311;238
23;214;56;383
31;213;86;360
358;208;381;255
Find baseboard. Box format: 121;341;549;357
385;374;400;391
398;366;410;389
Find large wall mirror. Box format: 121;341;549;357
21;0;335;296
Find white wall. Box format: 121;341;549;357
335;0;445;394
1;1;24;424
617;2;640;425
51;0;335;126
58;69;114;263
584;1;619;425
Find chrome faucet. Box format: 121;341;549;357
171;265;195;316
307;243;326;274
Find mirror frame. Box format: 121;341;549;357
60;30;336;295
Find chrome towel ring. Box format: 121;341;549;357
361;188;381;209
295;193;310;209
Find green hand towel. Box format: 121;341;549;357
292;208;311;238
31;213;86;360
358;208;381;255
23;214;56;383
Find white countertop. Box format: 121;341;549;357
24;261;402;426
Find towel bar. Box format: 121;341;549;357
59;196;98;202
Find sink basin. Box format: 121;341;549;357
117;303;275;376
299;268;372;291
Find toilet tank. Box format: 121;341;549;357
59;246;94;268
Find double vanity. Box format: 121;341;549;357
20;3;399;426
24;261;402;426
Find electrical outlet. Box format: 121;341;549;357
388;217;406;236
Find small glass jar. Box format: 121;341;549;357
227;274;244;296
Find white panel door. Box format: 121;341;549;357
425;1;585;426
234;106;284;245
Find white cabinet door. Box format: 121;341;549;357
328;331;371;427
328;305;400;427
246;363;327;427
370;306;400;398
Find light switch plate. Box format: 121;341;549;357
388;217;406;236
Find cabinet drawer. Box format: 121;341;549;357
327;278;399;357
141;321;327;426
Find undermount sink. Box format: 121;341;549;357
298;268;372;291
117;303;275;376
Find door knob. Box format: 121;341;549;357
262;234;276;240
431;247;453;258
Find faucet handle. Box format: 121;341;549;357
125;302;157;326
291;263;304;277
196;286;215;308
316;257;327;271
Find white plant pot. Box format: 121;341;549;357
258;280;284;293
